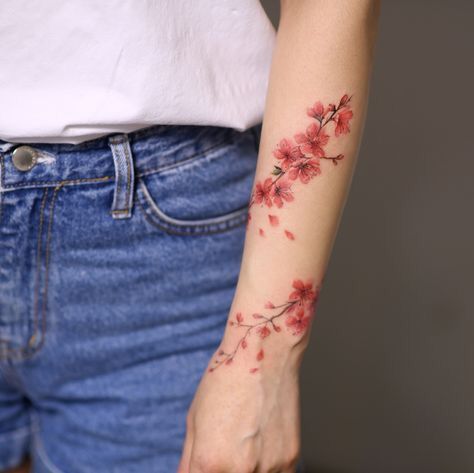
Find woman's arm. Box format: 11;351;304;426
179;1;380;471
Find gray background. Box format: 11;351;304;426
260;1;473;472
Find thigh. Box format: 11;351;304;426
5;125;258;472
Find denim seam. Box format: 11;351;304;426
34;183;63;358
2;184;63;360
138;178;249;227
0;183;3;227
0;156;3;225
1;175;113;191
0;153;5;193
0;151;113;190
110;208;130;214
30;188;49;353
0;187;48;359
32;431;64;473
0;138;234;189
135;182;248;236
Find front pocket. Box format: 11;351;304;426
135;127;258;236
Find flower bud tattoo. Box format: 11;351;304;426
209;279;320;374
248;94;354;239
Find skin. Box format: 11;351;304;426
178;1;380;472
4;3;379;473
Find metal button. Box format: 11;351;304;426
12;145;38;172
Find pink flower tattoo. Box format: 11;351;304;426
254;178;274;208
272;178;294;208
248;94;354;237
209;279;321;374
335;108;354;137
294;123;329;158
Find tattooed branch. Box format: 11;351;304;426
209;279;320;374
248;94;354;239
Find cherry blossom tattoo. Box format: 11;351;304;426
209;279;320;374
248;94;354;239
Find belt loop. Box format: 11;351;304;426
107;134;135;219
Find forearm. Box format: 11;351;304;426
211;0;380;374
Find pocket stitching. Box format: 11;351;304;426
136;178;248;235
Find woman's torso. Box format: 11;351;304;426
0;0;275;144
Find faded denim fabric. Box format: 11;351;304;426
0;123;307;473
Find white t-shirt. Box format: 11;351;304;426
0;0;275;144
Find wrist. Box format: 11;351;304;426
208;277;319;375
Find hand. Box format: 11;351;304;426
177;343;303;473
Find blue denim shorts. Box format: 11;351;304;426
0;124;261;472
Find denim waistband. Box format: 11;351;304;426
0;124;255;193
